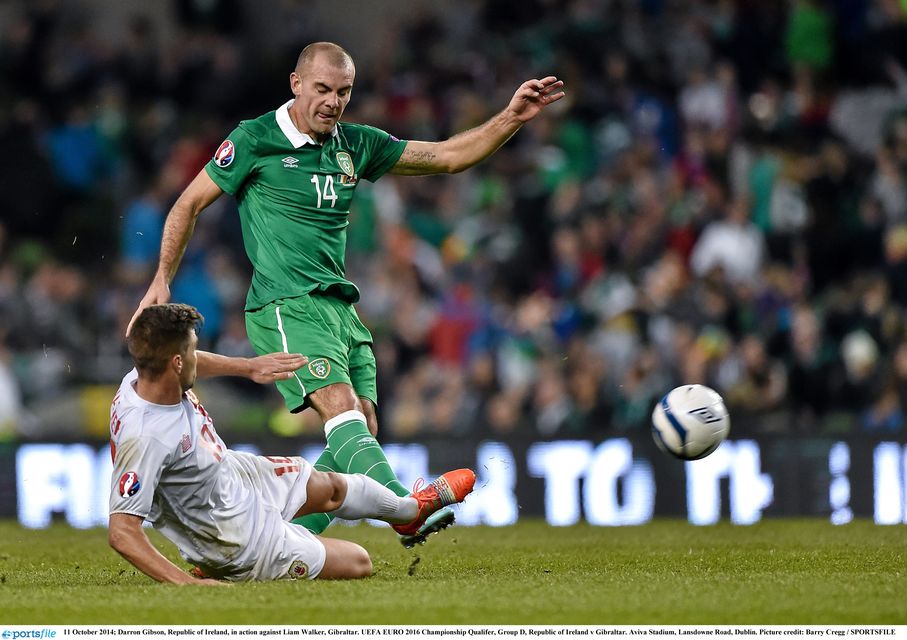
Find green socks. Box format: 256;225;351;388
323;410;410;497
292;410;410;534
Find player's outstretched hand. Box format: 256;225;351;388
194;578;232;587
247;352;308;384
507;76;565;124
126;277;171;337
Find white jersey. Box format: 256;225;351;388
109;369;323;580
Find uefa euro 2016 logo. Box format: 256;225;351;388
214;139;235;168
118;471;141;498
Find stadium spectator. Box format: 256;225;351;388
690;195;766;286
724;333;788;423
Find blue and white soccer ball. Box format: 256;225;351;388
651;384;730;461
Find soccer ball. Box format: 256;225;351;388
651;384;730;460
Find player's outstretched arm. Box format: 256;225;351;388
125;169;224;336
390;76;565;176
196;351;308;383
108;513;227;586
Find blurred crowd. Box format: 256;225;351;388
3;0;907;440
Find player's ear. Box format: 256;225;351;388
290;71;302;96
172;354;183;374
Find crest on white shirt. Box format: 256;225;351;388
118;471;141;498
288;560;309;579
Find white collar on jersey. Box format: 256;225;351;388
276;99;339;147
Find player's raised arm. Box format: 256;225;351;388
389;76;565;176
125;169;224;336
196;351;308;384
108;513;226;586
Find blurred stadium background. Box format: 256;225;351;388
2;0;907;529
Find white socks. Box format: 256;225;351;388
330;474;419;524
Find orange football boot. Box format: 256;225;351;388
393;469;476;537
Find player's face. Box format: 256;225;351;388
290;54;354;139
179;331;199;392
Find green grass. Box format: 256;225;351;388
0;518;905;624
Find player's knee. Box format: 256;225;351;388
318;539;372;579
309;383;363;420
350;546;372;578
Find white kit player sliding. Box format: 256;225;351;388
108;303;475;584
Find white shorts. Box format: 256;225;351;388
238;509;327;581
215;453;327;581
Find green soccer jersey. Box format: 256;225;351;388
205;100;407;310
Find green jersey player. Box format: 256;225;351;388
127;41;565;546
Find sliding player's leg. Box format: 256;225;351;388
298;468;476;547
238;463;475;582
309;469;475;579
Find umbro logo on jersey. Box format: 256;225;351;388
282;156;299;168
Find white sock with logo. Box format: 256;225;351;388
330;474;418;524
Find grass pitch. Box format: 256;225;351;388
0;518;905;625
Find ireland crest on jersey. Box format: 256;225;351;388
308;358;331;379
336;152;355;177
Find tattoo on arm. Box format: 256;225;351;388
393;111;521;176
393;146;443;175
404;148;438;168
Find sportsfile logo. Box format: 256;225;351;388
1;630;56;639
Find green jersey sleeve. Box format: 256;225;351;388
357;124;407;183
204;124;259;195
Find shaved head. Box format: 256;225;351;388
295;42;354;75
289;42;356;141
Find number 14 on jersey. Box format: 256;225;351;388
310;174;338;208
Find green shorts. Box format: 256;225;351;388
245;294;377;413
